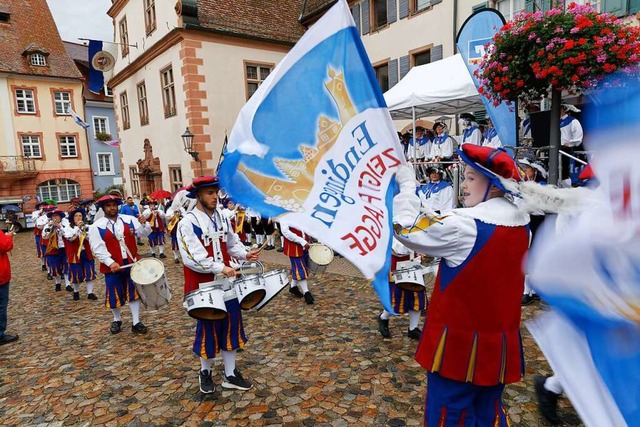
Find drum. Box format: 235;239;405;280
234;274;266;310
255;269;289;311
393;265;426;292
238;260;264;277
130;258;172;310
308;243;334;275
185;282;227;320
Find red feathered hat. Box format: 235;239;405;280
458;145;524;193
186;176;219;198
95;194;123;208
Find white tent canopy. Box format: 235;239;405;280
383;54;485;120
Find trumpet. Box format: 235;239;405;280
43;220;55;234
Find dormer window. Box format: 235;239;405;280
31;53;47;66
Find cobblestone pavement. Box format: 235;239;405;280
0;233;584;426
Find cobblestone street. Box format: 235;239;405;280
0;232;582;426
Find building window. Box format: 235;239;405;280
413;50;431;67
161;66;176;117
169;166;183;192
496;0;525;20
97;153;115;175
53;91;71;115
93;116;110;137
137;82;149;125
120;92;130;130
129;166;140;197
245;63;272;100
37;179;81;203
565;0;600;12
59;135;78;158
373;0;388;29
15;88;36;114
21;135;42;158
374;63;389;93
30;53;47;66
119;17;129;57
144;0;156;34
104;85;113;97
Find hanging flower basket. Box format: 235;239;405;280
95;132;113;142
475;2;640;105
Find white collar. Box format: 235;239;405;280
453;197;529;227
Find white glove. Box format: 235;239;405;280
393;192;420;229
395;165;417;195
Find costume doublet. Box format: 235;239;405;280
177;208;250;358
389;246;426;315
143;207;166;246
280;223;310;280
62;225;96;284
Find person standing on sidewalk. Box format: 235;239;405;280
280;220;315;305
0;227;18;345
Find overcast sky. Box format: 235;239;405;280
47;0;113;44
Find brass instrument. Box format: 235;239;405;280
235;210;245;234
43;219;55;235
167;212;181;233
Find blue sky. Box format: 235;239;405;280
47;0;113;43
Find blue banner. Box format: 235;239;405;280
456;9;518;146
88;40;104;94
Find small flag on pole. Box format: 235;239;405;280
68;107;90;129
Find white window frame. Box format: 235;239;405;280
15;89;36;114
54;91;72;115
37;179;81;203
30;53;47;66
93;116;110;138
495;0;525;21
104;85;113;97
59;135;78;158
21;135;42;158
161;67;177;117
97;152;115;175
169;166;183;192
245;63;272;100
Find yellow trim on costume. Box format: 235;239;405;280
431;327;448;372
465;334;478;383
396;214;447;237
201;330;208;359
499;335;507;383
226;313;232;350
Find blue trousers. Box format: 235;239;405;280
0;282;9;339
425;372;509;427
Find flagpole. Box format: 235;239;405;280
78;37;138;49
216;131;228;174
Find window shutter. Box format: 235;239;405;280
387;0;397;24
431;45;443;62
472;2;488;12
431;0;442;4
399;0;409;19
630;0;640;14
525;0;535;12
603;0;627;16
352;4;361;33
389;58;399;88
362;0;370;35
399;55;410;79
541;0;552;12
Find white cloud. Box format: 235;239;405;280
47;0;113;43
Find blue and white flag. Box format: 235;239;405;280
527;72;640;427
68;107;90;130
456;9;518;146
219;0;405;312
88;40;116;94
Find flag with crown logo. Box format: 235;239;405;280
219;0;406;312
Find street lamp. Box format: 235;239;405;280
181;127;203;175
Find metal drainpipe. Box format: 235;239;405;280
453;0;458;54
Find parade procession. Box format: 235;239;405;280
1;0;640;426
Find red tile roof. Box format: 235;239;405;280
0;0;81;79
63;41;113;103
194;0;306;45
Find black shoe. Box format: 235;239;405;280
289;286;304;298
159;253;167;259
277;247;284;252
65;285;73;292
131;322;148;334
0;334;19;346
534;376;561;425
407;327;421;340
55;283;61;292
521;294;537;306
47;273;53;280
73;292;80;301
41;265;47;271
265;245;274;251
87;293;98;300
222;369;253;391
137;241;144;246
151;253;157;258
174;258;181;264
199;370;216;394
377;315;391;338
304;291;315;305
110;321;122;334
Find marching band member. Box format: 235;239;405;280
247;207;263;248
280;220;315;305
62;208;97;301
417;167;455;214
166;190;194;264
41;209;71;292
142;199;166;258
263;217;276;250
88;195;151;335
31;202;48;271
177;176;260;394
427;122;454;162
393;145;529;426
481;116;503;149
377;239;427;340
459;113;482;146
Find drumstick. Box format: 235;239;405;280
255;240;269;253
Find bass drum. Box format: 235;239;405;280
308;243;334;275
130;258;172;309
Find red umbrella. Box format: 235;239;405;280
150;189;172;199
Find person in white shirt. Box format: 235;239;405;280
459;113;482;146
559;103;584;185
41;210;71;292
142;199;166;258
428;122;454;161
417;168;455;213
481;116;503;149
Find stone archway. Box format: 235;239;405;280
136;139;162;196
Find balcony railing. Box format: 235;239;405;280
0;156;38;174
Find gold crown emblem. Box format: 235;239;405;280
238;68;357;213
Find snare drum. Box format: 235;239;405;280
234;274;266;310
393;266;426;292
130;258;172;309
308;243;334;275
255;269;289;311
184;283;227;320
